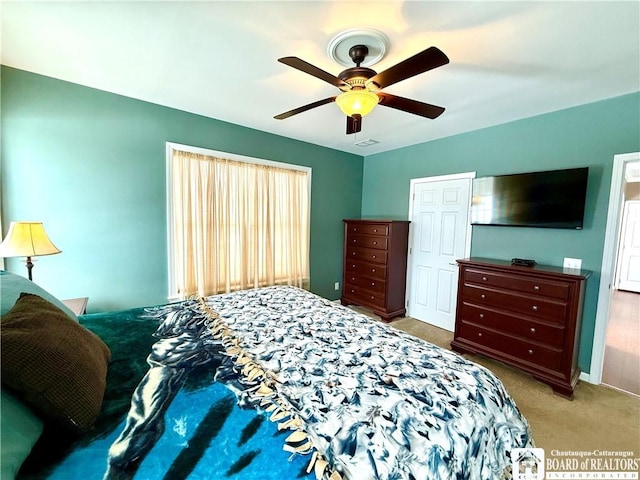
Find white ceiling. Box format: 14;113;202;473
2;1;639;156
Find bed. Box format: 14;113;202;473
1;270;533;479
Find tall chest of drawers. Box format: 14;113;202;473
451;258;590;398
341;219;410;321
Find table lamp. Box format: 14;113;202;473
0;221;61;281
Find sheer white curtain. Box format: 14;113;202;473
169;148;310;299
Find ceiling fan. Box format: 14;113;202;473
274;44;449;134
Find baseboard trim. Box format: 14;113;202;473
579;371;593;384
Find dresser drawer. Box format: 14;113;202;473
344;275;386;293
343;285;386;308
464;268;570;301
345;261;386;280
346;223;389;236
458;303;565;348
458;321;562;371
346;234;388;250
463;284;568;323
346;247;387;265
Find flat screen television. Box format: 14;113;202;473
470;167;589;229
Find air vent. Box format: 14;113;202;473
354;138;380;147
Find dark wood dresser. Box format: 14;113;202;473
341;219;410;321
451;257;590;398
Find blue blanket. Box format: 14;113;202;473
20;286;532;480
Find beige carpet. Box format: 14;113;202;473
351;307;640;455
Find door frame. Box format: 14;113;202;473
406;171;476;322
615;199;640;291
590;151;640;384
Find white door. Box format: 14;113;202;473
407;174;473;331
617;200;640;292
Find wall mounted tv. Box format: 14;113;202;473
471;167;589;229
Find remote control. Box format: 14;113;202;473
511;258;537;267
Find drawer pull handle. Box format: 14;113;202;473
373;241;378;245
532;305;538;312
478;332;483;337
353;239;356;243
530;327;536;334
372;268;376;273
481;294;486;300
352;252;356;256
351;277;355;281
352;264;356;268
370;296;375;300
482;276;488;281
373;229;378;233
479;313;484;319
528;349;534;355
371;282;375;286
372;255;377;259
534;285;540;291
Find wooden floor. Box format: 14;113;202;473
601;290;640;396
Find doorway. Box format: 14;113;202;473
615;199;640;292
602;163;640;395
406;172;474;331
591;152;640;395
601;290;640;395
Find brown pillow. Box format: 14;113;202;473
1;293;111;431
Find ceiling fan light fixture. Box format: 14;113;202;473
335;89;379;117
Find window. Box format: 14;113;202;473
166;143;311;300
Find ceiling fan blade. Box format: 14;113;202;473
377;92;445;119
346;114;362;134
367;47;449;90
278;57;349;89
274;97;337;120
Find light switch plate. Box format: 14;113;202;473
563;257;582;269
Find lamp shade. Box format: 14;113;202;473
0;222;61;258
335;89;379;117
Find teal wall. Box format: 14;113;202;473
362;92;640;373
1;67;363;311
3;65;639;374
